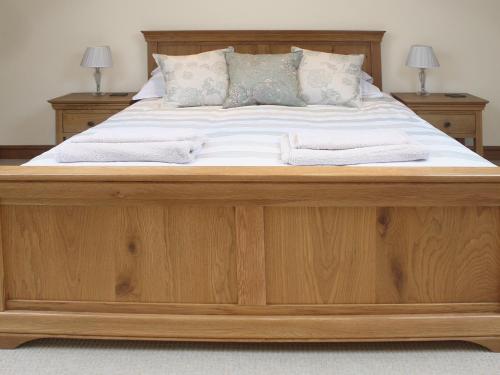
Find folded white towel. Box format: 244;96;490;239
55;141;204;164
72;128;202;143
281;136;429;166
289;130;411;150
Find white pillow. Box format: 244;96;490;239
151;66;161;76
153;47;234;107
361;80;384;98
359;71;384;98
132;72;164;101
361;71;374;83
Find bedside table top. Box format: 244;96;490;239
391;93;488;106
48;92;137;104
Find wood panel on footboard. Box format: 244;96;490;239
0;166;500;350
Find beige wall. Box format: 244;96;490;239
1;0;499;145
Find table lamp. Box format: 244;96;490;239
80;46;113;96
406;45;440;96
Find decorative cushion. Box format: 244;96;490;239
223;51;305;108
292;47;365;107
153;47;234;107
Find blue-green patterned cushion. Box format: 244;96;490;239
223;51;306;108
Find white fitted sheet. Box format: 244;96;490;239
26;95;495;167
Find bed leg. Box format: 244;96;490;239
468;338;500;353
0;334;40;349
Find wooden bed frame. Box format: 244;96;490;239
1;31;500;352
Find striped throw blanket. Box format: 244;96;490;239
26;96;493;167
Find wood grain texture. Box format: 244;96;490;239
49;93;136;144
1;167;499;183
475;111;484;156
48;93;136;106
142;30;385;89
0;146;53;160
0;207;4;311
142;30;386;42
7;300;500;316
484;146;500;161
1;332;499;349
370;40;382;91
55;110;63;146
1;182;500;208
266;207;500;305
417;112;476;136
60;133;79;142
266;207;376;304
392;93;488;155
1;311;500;341
469;337;500;352
376;207;500;304
0;334;40;349
391;93;488;106
235;207;266;305
1;156;500;346
2;206;237;304
62;111;117;133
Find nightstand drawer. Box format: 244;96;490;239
391;93;487;156
417;112;476;135
50;93;136;144
62;111;117;133
60;133;80;142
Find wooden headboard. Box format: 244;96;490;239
142;30;385;89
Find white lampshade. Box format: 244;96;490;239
80;46;113;68
406;45;440;69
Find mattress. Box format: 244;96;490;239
26;95;495;167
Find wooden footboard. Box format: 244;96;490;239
0;166;500;350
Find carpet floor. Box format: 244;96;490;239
0;339;499;374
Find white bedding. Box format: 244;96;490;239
26;95;495;167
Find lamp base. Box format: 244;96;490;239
417;69;430;96
92;92;106;96
93;67;104;97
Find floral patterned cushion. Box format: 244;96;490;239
223;51;305;109
292;47;365;107
153;47;234;107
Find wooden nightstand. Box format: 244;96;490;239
49;93;136;143
391;93;488;155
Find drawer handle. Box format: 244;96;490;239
87;121;96;127
444;121;452;128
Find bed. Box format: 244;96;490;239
1;30;500;351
